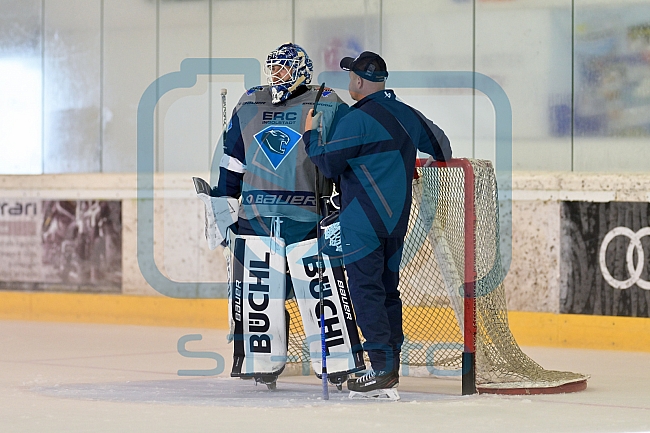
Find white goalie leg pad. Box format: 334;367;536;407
197;193;239;250
226;229;235;343
349;389;400;401
286;238;365;377
230;234;287;376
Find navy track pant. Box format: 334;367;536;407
343;233;404;372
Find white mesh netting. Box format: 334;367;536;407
285;159;587;392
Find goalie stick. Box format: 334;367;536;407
221;88;228;135
312;82;329;401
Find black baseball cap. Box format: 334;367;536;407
340;51;388;82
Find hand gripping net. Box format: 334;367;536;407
285;159;588;394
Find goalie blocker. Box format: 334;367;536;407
229;234;364;382
192;177;238;250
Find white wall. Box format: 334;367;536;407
3;170;649;311
1;0;649;175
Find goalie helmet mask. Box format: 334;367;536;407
265;43;313;104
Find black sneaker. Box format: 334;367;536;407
347;369;399;393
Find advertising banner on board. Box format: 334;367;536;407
0;199;122;292
561;201;650;318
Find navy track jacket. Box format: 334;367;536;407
305;89;452;238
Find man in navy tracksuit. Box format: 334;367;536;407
305;51;452;396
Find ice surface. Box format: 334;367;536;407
1;320;649;433
32;377;454;407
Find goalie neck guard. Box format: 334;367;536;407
265;43;313;104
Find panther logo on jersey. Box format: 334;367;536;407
260;129;290;155
254;125;302;170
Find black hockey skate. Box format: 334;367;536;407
347;370;400;400
327;373;349;391
253;374;278;391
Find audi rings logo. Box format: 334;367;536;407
599;227;650;290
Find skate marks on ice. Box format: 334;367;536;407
30;377;455;407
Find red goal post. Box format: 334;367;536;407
415;157;477;395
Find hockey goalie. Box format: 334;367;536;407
198;43;365;390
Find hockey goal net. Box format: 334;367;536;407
285;158;588;394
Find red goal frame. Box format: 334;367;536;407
415;157;587;395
